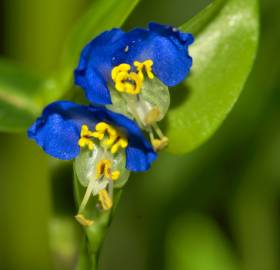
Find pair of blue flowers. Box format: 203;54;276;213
28;23;193;172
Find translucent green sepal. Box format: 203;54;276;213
74;147;130;190
107;77;170;128
107;86;132;117
139;77;170;124
73;147;130;229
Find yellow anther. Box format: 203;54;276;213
92;122;128;153
111;63;131;81
96;159;120;181
98;189;113;210
92;122;118;146
152;137;169;151
114;71;142;95
78;124;95;150
75;214;94;227
80;124;95;137
134;59;154;80
96;159;110;178
126;73;143;94
112;63;143;95
114;71;130;92
78;137;94;150
111;137;128;154
111;171;120;181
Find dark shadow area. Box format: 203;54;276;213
169;80;193;109
124;0;211;30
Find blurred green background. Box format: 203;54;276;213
0;0;279;270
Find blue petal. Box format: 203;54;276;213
112;23;194;86
126;146;157;172
76;67;112;104
75;23;193;105
148;22;194;46
28;102;157;171
74;29;126;104
88;106;157;172
28;101;97;160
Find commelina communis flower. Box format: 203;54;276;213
28;22;193;226
75;22;194;151
28;101;156;225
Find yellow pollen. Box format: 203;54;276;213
112;63;143;95
151;137;169;151
78;124;95;150
98;189;113;210
96;159;120;181
92;122;117;145
92;122;128;154
134;59;154;80
111;63;131;81
111;137;128;154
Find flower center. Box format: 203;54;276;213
78;122;128;154
111;60;154;95
96;159;120;181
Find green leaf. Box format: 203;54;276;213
0;59;48;132
58;0;141;96
165;0;259;154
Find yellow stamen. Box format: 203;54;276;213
96;159;110;178
134;59;154;80
92;122;117;146
92;122;128;154
96;159;120;181
111;63;131;81
151;137;169;151
115;71;142;95
148;123;169;151
111;171;120;181
111;137;128;154
78;124;95;150
98;189;113;210
75;214;94;227
112;63;143;95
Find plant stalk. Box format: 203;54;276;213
74;170;123;270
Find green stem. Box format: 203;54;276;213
76;238;91;270
88;190;122;270
74;172;123;270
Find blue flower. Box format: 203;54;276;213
74;22;194;105
28;101;157;172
